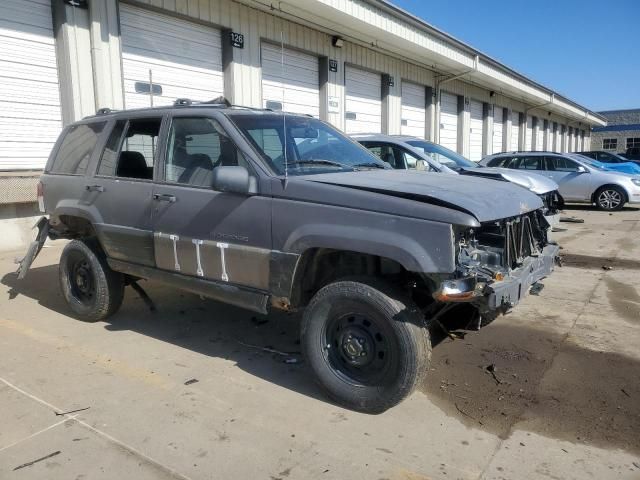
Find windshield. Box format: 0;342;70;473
406;140;478;170
571;155;607;171
228;114;384;175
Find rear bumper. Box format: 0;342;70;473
433;243;560;310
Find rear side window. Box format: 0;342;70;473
50;122;105;175
487;156;510;167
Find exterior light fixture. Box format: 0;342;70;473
332;36;344;48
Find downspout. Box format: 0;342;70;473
434;55;479;143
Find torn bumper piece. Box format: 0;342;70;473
433;243;560;310
15;216;49;280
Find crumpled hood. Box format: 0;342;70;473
458;167;559;195
301;170;543;222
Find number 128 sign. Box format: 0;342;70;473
230;32;244;48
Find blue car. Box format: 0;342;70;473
576;155;640;175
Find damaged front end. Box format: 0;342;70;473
433;209;560;315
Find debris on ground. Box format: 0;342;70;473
13;451;61;471
560;216;584;223
485;364;502;385
55;406;90;416
251;316;269;326
237;341;300;357
602;265;613;271
621;388;631;397
184;378;199;385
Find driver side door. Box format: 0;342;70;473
543;156;590;201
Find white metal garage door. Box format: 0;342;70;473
120;4;224;109
345;66;382;134
492;106;504;154
525;115;533;150
535;117;544;151
401;81;425;137
0;0;62;170
510;111;520;150
468;99;483;161
261;43;319;117
439;92;458;152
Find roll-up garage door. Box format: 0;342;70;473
261;43;319;117
120;4;224;109
492;107;504;154
0;0;62;170
439;92;458;152
525;115;533;150
535;118;544;151
345;66;382;134
510;111;520;151
401;81;425;137
468;99;483;161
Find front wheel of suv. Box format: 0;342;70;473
59;239;124;321
595;185;626;211
301;279;431;414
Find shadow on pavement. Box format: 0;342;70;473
3;265;640;455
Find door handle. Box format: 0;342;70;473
86;184;104;192
153;193;176;203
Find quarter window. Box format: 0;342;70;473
165;117;250;187
602;138;617;150
49;122;106;175
364;145;398;168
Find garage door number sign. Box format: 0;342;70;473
230;32;244;49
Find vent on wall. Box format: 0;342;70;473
345;112;357;120
135;82;162;95
265;100;283;111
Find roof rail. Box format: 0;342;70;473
174;98;193;106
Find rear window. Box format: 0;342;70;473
49;122;106;175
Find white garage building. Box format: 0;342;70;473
0;0;605;248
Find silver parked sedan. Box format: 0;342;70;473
480;152;640;211
353;134;562;220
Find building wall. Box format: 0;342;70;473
590;130;640;154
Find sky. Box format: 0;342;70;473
391;0;639;112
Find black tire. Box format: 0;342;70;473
594;185;626;211
301;279;431;414
59;239;124;321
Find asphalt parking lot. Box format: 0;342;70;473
1;206;639;480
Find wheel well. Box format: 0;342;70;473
289;248;436;309
592;184;628;204
54;215;98;239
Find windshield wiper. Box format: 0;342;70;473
286;159;352;169
352;162;387;169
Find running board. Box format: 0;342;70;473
107;258;269;314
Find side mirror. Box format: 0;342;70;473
212;166;257;195
576;166;588;173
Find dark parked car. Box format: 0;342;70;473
624;147;640;161
18;100;559;413
579;150;640;166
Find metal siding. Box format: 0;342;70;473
400;81;425;137
344;65;382;133
510;111;520;151
468;99;483;161
261;43;320;117
525;115;533;150
120;4;224;109
492;106;503;154
0;0;62;170
439;92;458;151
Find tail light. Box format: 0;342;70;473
37;181;45;213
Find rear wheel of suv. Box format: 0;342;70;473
301;279;431;414
595;185;626;211
59;239;124;321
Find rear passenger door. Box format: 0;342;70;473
90;116;164;266
151;115;272;290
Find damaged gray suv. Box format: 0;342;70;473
19;100;560;413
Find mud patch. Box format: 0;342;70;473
561;253;640;271
421;322;640;454
604;276;640;324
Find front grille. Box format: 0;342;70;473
504;212;546;269
539;190;563;213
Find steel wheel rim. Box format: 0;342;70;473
321;312;393;387
68;256;95;304
598;189;622;210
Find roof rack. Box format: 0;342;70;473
96;107;115;115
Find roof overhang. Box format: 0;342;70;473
244;0;606;127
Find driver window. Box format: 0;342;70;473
548;156;579;172
366;145;397;168
166;117;250;187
